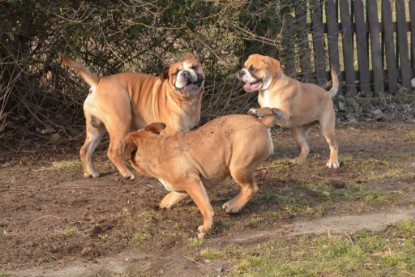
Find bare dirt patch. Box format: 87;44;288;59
1;121;415;276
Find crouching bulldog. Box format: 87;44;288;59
123;108;282;239
239;54;340;168
62;54;204;180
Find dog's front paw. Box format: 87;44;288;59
84;171;100;178
122;173;135;180
222;202;241;213
247;108;257;116
326;161;340;169
289;157;306;165
197;231;206;240
197;224;211;240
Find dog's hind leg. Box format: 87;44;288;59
80;116;105;178
290;125;313;164
223;168;258;213
107;133;135;180
159;191;189;209
320;113;339;168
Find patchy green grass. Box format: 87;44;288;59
384;151;413;161
250;178;393;219
192;220;415;276
341;155;404;180
132;209;191;247
48;158;113;174
58;226;78;237
49;160;80;173
198;248;225;260
132;210;164;244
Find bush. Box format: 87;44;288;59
0;0;307;147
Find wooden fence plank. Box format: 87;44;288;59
295;4;312;81
311;2;326;85
340;0;356;95
396;0;411;89
325;0;342;88
381;0;398;93
282;12;296;76
367;0;384;94
354;0;370;94
410;0;415;76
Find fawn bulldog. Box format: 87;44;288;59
123;107;282;238
62;54;204;180
239;54;340;168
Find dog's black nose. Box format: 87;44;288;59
239;70;246;78
183;70;192;80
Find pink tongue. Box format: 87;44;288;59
244;82;260;91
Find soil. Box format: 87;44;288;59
1;121;415;276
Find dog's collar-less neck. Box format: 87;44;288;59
275;70;284;80
270;71;286;86
257;71;285;93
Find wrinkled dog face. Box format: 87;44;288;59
239;54;280;92
162;54;205;98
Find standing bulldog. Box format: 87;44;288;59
62;54;205;180
239;54;340;168
123;107;281;238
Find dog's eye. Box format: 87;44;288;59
249;65;257;72
173;69;180;76
190;65;198;70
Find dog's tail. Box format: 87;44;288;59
61;56;100;88
247;107;284;128
329;67;339;97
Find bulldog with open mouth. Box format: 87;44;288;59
239;54;340;168
62;54;205;180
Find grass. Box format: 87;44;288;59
190;219;415;276
57;226;78;238
48;157;113;174
198;248;225;260
50;160;80;173
251;178;393;218
341;155;404;180
132;210;164;244
132;209;191;247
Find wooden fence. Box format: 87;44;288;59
290;0;415;95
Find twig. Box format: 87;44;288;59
184;255;208;267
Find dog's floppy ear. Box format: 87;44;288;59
145;122;166;134
160;65;170;80
266;57;281;77
182;53;196;61
123;134;137;161
272;108;284;120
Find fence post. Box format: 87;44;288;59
295;4;312;82
382;0;398;93
396;0;412;90
410;0;415;77
354;0;371;94
311;1;327;85
340;0;357;95
325;0;342;91
367;0;384;94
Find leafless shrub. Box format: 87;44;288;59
0;0;309;150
